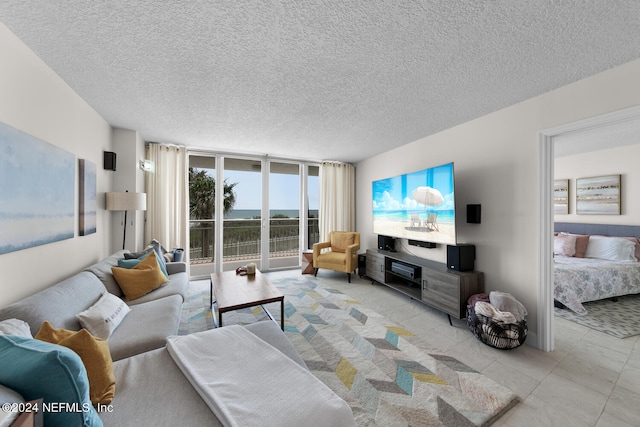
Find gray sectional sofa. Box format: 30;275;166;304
0;250;188;361
0;250;351;426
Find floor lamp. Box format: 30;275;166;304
106;191;147;250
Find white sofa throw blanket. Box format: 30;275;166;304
166;325;355;427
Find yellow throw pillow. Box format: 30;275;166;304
35;321;115;405
111;250;169;300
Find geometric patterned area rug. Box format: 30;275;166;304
179;276;519;426
555;294;640;339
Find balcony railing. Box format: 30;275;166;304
189;217;319;264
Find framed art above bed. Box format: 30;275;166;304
576;174;621;215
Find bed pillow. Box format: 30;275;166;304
560;233;591;258
554;234;576;257
35;322;115;406
0;335;102;427
76;292;131;339
584;235;637;261
622;237;640;261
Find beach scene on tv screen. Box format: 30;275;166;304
372;162;455;245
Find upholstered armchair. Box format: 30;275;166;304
313;231;360;282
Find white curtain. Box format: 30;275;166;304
145;143;188;255
319;161;356;241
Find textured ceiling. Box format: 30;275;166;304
1;1;639;163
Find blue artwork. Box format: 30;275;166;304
0;121;75;255
79;159;96;236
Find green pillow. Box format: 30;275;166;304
118;250;169;279
0;335;103;427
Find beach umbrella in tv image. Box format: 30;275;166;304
411;186;444;209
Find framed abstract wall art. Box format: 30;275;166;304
576;174;621;215
0;121;75;255
79;159;97;236
554;179;569;214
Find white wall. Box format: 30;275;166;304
356;58;640;348
0;23;114;306
111;128;148;252
555;144;640;224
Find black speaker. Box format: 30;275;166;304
358;254;366;278
408;239;436;249
447;244;475;271
104;151;116;171
378;235;396;252
467;204;481;223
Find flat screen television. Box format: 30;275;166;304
372;162;456;246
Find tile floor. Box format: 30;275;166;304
264;269;640;427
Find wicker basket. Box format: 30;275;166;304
466;305;527;350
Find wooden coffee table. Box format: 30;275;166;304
210;270;285;330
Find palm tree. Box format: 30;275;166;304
188;168;238;259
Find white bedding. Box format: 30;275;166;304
554;256;640;315
166;325;355;427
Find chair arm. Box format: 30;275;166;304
313;242;331;265
345;244;360;271
345;243;360;256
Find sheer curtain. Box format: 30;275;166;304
319;161;356;241
145;143;188;255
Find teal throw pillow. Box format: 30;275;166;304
0;335;102;427
118;250;169;279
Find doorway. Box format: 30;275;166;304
537;104;640;351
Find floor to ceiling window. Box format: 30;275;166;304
188;152;320;278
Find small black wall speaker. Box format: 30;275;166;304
467;204;481;224
447;244;475;272
378;235;396;252
104;151;116;171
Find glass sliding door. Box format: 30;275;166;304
188;151;320;278
307;165;320;249
222;157;263;272
268;161;300;269
188;155;216;278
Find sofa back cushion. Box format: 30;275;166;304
330;232;356;253
84;249;130;297
0;271;106;336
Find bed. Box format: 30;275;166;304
553;222;640;315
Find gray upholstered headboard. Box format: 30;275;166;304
554;222;640;238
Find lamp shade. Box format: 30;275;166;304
105;192;147;211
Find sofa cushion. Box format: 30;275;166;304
84;250;130;298
107;295;182;361
100;348;217;426
76;292;130;340
0;271;105;336
0;384;24;426
0;335;102;427
35;322;115;405
127;270;189;305
111;252;169;301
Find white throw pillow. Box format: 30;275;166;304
584;235;636;261
77;292;131;339
0;318;33;338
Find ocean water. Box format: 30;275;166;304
224;209;318;219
